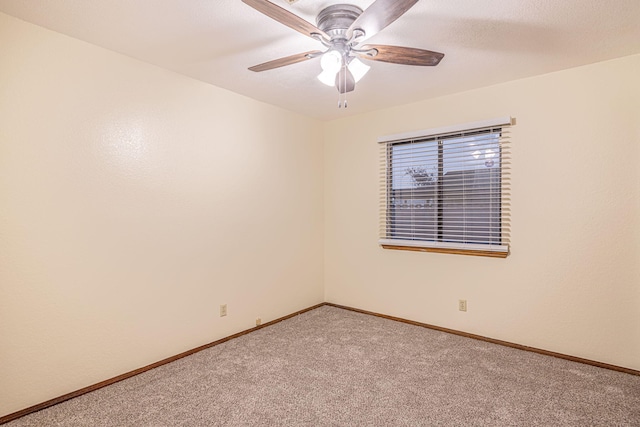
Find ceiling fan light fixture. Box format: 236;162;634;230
320;49;343;73
347;57;370;82
317;69;338;86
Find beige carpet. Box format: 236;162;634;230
6;305;640;426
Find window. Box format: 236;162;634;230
379;117;512;257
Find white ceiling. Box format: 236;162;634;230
1;0;639;120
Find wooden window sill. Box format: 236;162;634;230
381;244;509;258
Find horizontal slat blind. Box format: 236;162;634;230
379;118;511;255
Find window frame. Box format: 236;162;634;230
378;117;512;258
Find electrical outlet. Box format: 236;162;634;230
220;304;227;317
256;318;262;326
458;299;467;312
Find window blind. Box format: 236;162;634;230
379;117;511;256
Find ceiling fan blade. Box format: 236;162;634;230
248;50;323;72
336;67;356;94
346;0;419;40
358;45;444;66
242;0;328;40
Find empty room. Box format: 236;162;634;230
1;0;639;425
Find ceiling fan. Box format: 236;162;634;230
242;0;444;105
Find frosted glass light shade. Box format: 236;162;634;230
317;69;337;86
320;50;342;73
348;58;370;82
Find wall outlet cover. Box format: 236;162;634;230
458;300;467;312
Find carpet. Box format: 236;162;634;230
6;305;640;426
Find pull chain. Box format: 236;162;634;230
337;63;348;109
343;63;347;108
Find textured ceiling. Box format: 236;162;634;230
1;0;639;120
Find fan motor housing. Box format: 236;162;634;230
316;4;363;39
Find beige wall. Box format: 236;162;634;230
324;54;640;371
0;13;324;417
